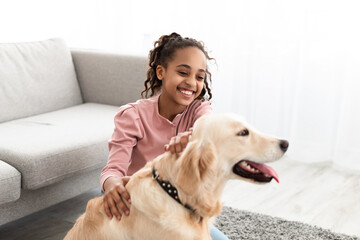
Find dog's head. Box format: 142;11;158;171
176;113;289;195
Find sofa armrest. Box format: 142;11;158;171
0;160;21;205
71;49;148;106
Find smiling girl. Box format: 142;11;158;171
100;33;229;240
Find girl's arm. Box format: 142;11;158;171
101;106;144;220
100;105;144;190
165;100;212;154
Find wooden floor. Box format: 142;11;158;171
222;157;360;237
1;158;359;239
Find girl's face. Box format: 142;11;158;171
157;47;207;108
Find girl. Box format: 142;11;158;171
100;33;229;240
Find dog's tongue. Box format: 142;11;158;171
247;161;279;183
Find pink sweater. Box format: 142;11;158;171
100;96;212;190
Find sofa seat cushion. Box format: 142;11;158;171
0;103;118;190
0;160;21;204
0;38;83;123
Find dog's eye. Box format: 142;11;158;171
237;129;249;137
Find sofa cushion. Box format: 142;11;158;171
0;160;21;205
0;103;118;190
0;38;83;123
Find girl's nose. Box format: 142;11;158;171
185;74;197;87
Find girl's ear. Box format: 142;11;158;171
156;65;165;80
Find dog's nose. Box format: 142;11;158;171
279;140;289;152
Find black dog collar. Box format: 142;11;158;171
152;167;195;212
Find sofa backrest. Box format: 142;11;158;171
71;50;148;106
0;38;83;123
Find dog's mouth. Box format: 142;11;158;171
233;160;279;183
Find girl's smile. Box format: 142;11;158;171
177;87;196;98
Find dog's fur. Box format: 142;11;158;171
64;113;288;240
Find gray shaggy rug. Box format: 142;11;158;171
215;206;360;240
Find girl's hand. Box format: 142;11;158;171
103;176;131;220
164;129;193;154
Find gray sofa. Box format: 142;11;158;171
0;38;147;226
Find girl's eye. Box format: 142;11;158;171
179;71;188;76
197;76;205;80
237;129;249;137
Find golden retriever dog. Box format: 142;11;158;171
64;113;288;240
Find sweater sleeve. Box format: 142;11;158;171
177;100;213;133
193;100;213;122
100;105;144;191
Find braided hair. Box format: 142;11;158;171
141;32;214;101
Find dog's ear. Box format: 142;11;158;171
176;139;216;195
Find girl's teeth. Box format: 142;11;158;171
180;90;193;95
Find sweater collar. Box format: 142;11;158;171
155;95;190;126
